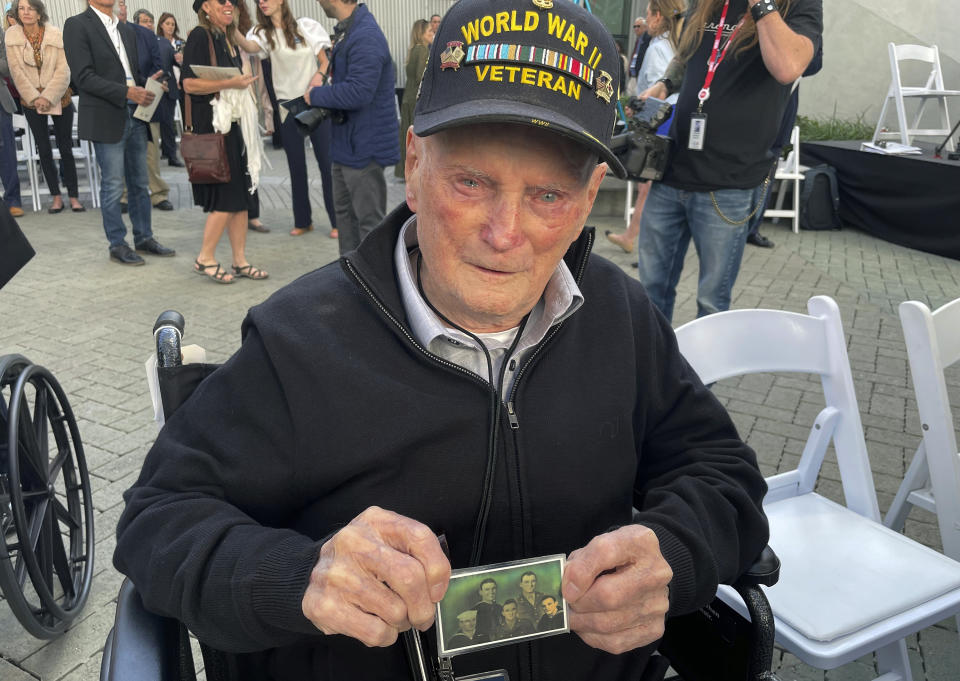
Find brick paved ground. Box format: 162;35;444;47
0;147;958;680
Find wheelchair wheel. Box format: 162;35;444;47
0;354;95;638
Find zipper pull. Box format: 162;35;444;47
507;401;519;430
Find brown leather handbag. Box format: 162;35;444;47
180;31;231;184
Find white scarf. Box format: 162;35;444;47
209;83;262;192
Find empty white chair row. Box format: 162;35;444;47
675;295;960;681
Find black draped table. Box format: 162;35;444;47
801;140;960;261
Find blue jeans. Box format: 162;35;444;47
94;109;152;248
637;182;756;322
0;107;21;208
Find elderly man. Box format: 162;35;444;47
114;1;767;679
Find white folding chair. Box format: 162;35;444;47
885;299;960;569
67;96;100;207
873;43;960;151
763;125;806;234
11;113;41;211
675;295;960;681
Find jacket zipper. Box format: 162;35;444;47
346;229;592;681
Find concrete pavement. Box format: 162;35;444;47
0;146;958;680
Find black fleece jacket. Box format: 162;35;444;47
114;204;768;681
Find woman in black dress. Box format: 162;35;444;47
182;0;267;284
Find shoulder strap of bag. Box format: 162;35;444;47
184;30;217;133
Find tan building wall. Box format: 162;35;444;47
801;0;959;128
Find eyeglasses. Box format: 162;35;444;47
633;24;643;28
213;0;233;5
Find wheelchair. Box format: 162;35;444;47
100;311;781;681
0;222;96;638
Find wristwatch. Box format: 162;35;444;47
750;0;779;22
656;77;674;96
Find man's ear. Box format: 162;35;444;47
405;128;422;212
586;162;608;206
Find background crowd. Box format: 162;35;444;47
1;0;820;324
0;0;446;280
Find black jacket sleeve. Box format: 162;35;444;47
627;288;769;616
114;324;324;652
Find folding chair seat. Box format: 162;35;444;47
762;126;805;234
885;298;960;588
14;100;101;209
675;295;960;681
873;43;960;151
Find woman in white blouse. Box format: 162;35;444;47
606;0;685;255
237;0;336;238
634;0;685;108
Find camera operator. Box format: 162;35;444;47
636;0;822;323
304;0;399;255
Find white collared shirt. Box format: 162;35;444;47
90;4;135;83
394;215;584;400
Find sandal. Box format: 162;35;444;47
248;221;270;233
604;230;634;254
290;224;314;236
194;259;234;284
232;264;269;280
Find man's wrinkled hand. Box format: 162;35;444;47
562;525;673;655
301;506;451;648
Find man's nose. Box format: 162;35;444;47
482;194;524;251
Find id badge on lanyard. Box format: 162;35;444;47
689;0;744;151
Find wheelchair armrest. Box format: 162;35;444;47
736;545;780;589
100;578;185;681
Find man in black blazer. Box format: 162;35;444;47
63;0;175;265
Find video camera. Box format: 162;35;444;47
279;96;345;137
609;96;673;182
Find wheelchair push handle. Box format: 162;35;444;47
153;310;185;369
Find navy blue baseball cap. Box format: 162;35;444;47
414;0;626;178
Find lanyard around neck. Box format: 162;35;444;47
697;0;745;110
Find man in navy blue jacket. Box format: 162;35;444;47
124;8;173;211
307;0;399;255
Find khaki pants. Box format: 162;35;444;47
122;122;169;205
